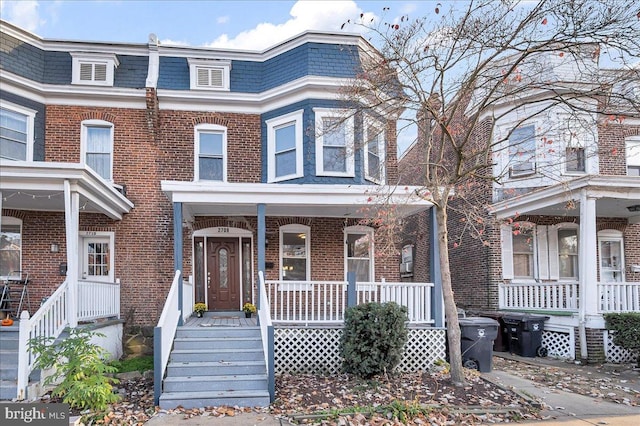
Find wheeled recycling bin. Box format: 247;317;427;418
503;313;549;357
459;317;499;372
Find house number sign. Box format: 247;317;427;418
216;227;230;233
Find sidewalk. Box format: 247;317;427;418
144;410;293;426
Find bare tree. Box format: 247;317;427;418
343;0;640;385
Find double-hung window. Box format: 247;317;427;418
195;124;227;182
0;102;35;161
557;228;578;279
0;217;22;279
266;110;303;182
280;225;310;282
345;226;374;282
512;228;535;279
82;120;114;181
364;120;385;183
508;124;536;177
314;108;355;177
627;137;640;176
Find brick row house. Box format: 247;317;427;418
399;48;640;364
0;20;443;405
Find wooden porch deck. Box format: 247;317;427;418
183;311;257;327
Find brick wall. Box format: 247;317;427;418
598;122;640;175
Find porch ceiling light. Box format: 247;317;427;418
627;204;640;212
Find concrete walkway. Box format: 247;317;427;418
145;411;292;426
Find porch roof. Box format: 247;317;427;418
0;161;134;220
490;175;640;222
160;181;432;219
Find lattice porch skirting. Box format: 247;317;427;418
541;327;575;360
604;330;637;364
274;327;447;375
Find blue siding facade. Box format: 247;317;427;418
261;99;366;185
159;43;361;93
0;90;46;161
1;32;45;83
114;55;149;88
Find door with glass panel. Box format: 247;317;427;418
207;238;240;310
81;237;112;282
598;237;624;283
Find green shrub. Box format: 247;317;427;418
340;302;408;378
110;355;153;373
604;312;640;366
29;328;120;411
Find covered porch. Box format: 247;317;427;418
0;160;133;399
491;175;640;361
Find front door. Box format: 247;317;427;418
207;238;240;310
81;236;113;282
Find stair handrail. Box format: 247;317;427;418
257;270;274;402
16;279;70;400
153;270;182;405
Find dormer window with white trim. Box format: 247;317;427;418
188;58;231;91
71;52;119;86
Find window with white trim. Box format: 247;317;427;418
0;102;35;161
565;147;585;173
508;125;536;177
188;58;231;91
266;110;303;182
364;120;385;183
512;227;535;278
0;217;22;279
557;227;578;279
280;225;310;281
71;52;118;86
81;120;114;181
345;226;374;282
195;124;227;182
598;230;624;283
314;108;355;177
626;137;640;176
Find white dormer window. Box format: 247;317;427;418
71;52;119;86
188;59;231;91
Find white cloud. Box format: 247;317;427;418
1;0;45;32
160;38;190;46
204;0;375;50
217;15;230;24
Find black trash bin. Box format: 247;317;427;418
459;317;499;372
478;311;509;352
503;313;549;357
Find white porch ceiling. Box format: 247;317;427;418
0;161;134;220
491;175;640;222
161;181;433;219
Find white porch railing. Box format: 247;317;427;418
499;281;579;311
16;280;70;400
265;280;435;324
598;282;640;313
77;280;120;321
257;271;274;402
154;270;182;405
182;277;194;319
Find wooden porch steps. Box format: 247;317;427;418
158;313;269;409
0;324;19;400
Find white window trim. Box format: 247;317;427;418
71;52;119;86
344;225;375;282
279;224;311;284
194;124;228;182
79;231;115;282
506;123;537;179
0;216;22;280
81;119;114;182
364;118;386;184
597;229;625;283
626;136;640;176
314;108;355;177
502;222;538;282
553;223;580;281
0;100;36;162
266;110;304;183
187;58;231;91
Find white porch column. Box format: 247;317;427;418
578;190;597;360
64;180;79;328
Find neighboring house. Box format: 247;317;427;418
1;20;444;405
399;48;640;364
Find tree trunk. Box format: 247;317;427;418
435;204;465;386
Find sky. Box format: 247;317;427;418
0;0;432;50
